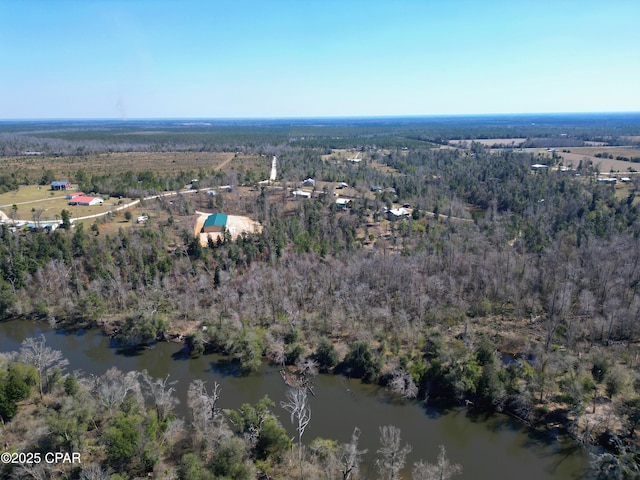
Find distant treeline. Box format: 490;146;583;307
2;113;640;156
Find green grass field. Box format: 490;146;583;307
0;185;133;222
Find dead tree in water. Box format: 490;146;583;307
281;386;311;466
340;427;367;480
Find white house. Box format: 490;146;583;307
335;198;352;209
290;190;312;199
387;207;411;220
531;164;548;171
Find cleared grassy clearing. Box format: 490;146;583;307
559;151;640;172
0;185;134;221
449;138;527;147
0;185;68;205
1;151;268;179
562;146;640;158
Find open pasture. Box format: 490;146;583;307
558;146;640;172
0;185;133;222
449;138;527;147
2;151;269;179
562;145;640;159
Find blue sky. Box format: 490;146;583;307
0;0;638;119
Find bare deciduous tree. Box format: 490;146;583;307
187;379;222;435
281;386;311;464
140;372;179;423
341;427;367;480
10;461;54;480
389;366;418;399
79;464;112;480
91;367;143;416
376;425;411;480
412;445;462;480
266;337;286;367
18;335;69;396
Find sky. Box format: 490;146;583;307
0;0;639;119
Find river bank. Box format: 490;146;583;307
0;318;590;479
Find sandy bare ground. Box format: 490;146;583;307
194;211;262;246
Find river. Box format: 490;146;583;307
0;319;590;479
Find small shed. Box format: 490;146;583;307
202;213;228;233
51;180;71;190
596;178;617;184
302;178;316;187
335;198;352;209
290;190;312;199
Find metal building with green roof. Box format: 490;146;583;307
202;213;228;233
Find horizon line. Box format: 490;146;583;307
2;111;640;122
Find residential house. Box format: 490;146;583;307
201;213;228;233
68;196;104;206
51;180;71;190
387;207;411;221
335;198;352;210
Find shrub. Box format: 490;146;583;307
313;337;339;371
340;341;382;383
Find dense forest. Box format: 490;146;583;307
1;115;640;479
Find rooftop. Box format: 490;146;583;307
203;213;228;228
